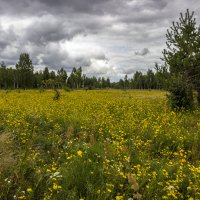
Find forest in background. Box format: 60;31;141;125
0;55;168;90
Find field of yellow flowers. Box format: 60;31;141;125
0;89;199;200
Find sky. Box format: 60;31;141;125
0;0;200;81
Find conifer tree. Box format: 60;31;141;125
163;9;200;107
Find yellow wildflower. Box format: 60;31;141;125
26;188;33;193
116;195;124;200
53;183;62;190
77;150;83;157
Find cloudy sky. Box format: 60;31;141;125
0;0;200;81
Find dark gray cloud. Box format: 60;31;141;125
0;0;199;80
37;0;111;13
23;17;83;44
0;25;16;49
0;0;116;16
135;48;150;56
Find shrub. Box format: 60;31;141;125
167;76;194;111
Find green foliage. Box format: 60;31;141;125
167;76;194;111
16;53;34;88
0;62;17;89
163;9;200;76
43;67;50;81
0;51;170;90
163;9;200;107
67;67;82;88
57;68;67;85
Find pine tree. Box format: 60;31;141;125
163;9;200;107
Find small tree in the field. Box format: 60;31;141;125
162;9;200;109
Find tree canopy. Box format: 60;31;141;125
16;53;34;88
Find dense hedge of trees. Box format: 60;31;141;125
0;54;168;90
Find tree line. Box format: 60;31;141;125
0;54;168;90
115;64;169;89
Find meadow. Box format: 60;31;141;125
0;89;199;200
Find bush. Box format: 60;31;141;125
167;76;194;111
